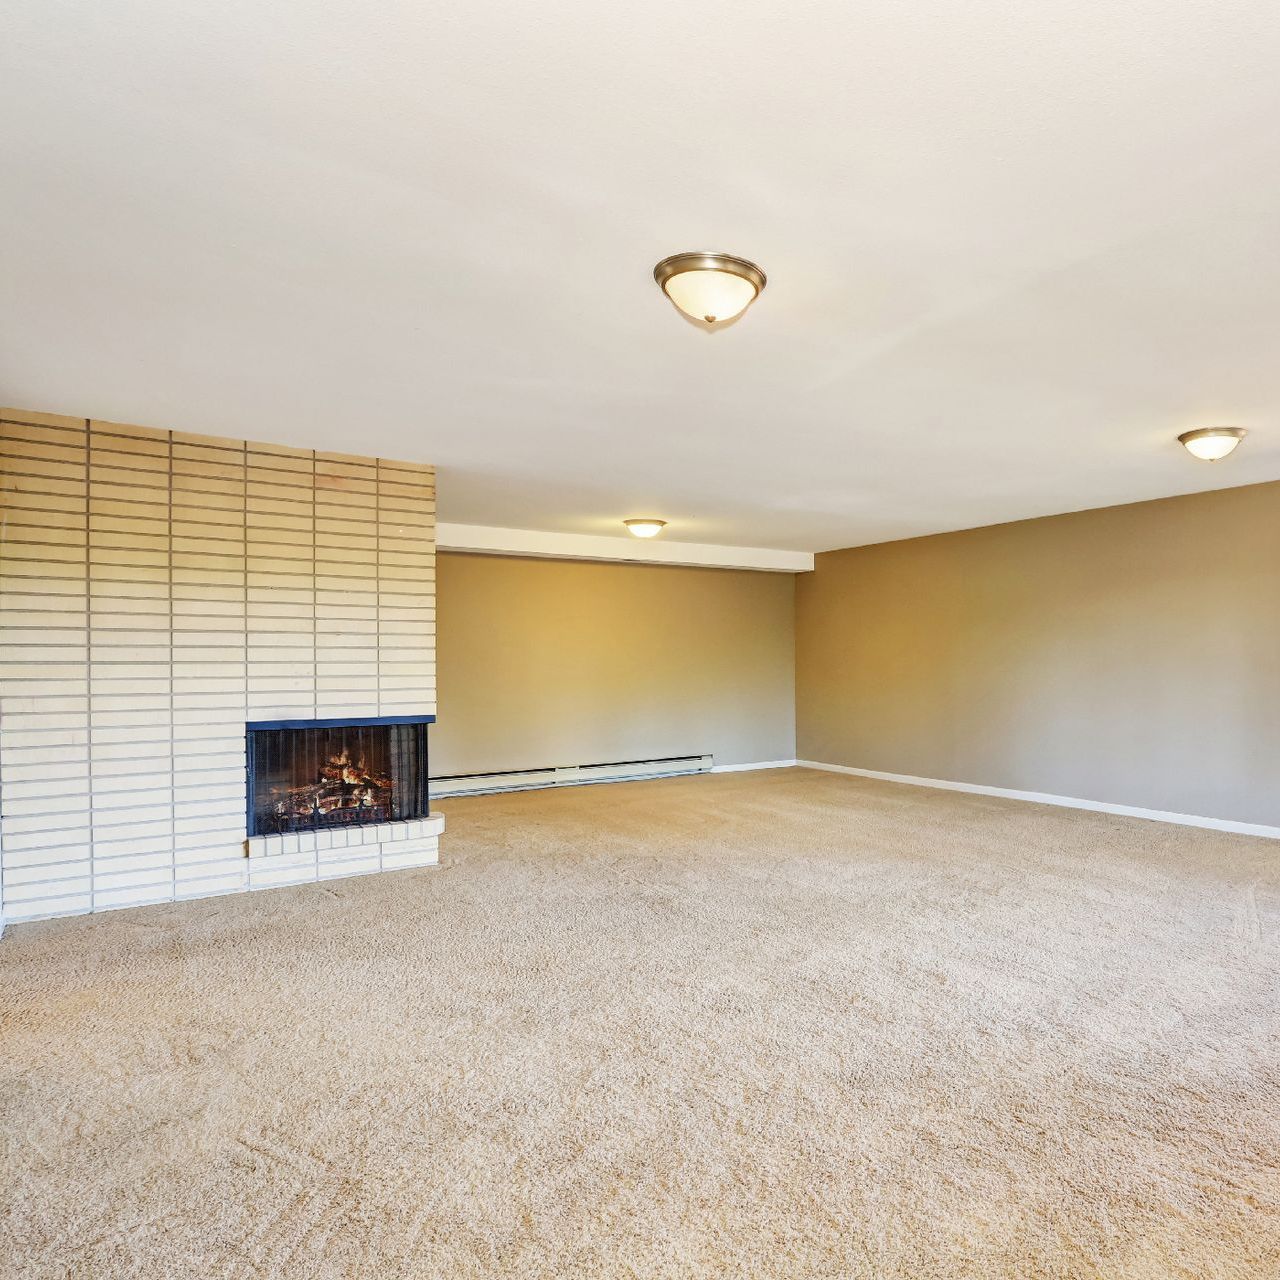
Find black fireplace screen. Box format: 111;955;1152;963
247;720;429;836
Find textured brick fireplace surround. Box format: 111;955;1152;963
0;407;444;928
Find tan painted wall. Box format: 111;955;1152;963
796;481;1280;827
432;553;795;775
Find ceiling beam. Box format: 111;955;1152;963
436;523;813;573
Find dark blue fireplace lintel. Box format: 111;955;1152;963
246;714;436;732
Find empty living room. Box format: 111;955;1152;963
2;2;1278;1276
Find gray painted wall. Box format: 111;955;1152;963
796;481;1280;826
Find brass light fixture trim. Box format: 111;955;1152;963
653;252;767;325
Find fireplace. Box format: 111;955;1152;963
246;717;431;837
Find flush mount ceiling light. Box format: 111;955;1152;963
623;518;667;538
1178;426;1247;461
653;252;766;325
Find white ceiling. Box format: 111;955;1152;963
3;0;1279;552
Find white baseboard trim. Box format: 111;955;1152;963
434;757;800;798
433;755;713;798
796;760;1280;841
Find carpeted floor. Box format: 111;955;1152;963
2;768;1279;1278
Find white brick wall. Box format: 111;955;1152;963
0;409;441;926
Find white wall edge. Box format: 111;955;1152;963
710;760;799;773
796;761;1280;840
437;523;814;573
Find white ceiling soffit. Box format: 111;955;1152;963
438;524;813;573
2;1;1279;553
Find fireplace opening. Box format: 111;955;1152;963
246;718;430;837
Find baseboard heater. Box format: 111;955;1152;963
431;754;713;797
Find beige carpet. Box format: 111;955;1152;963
2;768;1279;1278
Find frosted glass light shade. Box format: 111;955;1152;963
623;519;666;538
654;253;766;325
663;269;757;324
1178;427;1246;461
